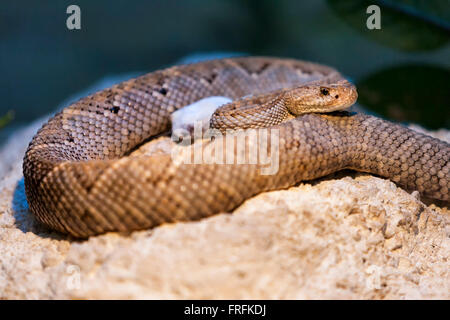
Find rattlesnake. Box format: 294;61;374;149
23;57;449;238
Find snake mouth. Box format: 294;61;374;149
295;98;357;114
310;101;356;113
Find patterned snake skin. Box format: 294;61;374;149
23;57;449;238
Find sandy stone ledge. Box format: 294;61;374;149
0;130;448;299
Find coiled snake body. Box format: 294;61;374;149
23;57;449;238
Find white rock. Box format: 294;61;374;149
171;96;232;139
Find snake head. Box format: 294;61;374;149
285;80;358;115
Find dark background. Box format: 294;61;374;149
1;0;449;133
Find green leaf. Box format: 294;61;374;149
356;65;450;129
0;110;14;129
327;0;450;51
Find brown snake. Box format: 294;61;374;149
23;57;449;238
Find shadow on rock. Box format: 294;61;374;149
12;177;68;240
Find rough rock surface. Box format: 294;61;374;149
1;126;449;299
0;57;449;299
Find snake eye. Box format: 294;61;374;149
320;88;329;95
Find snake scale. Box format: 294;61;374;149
23;57;449;238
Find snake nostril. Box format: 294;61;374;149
335;95;339;99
